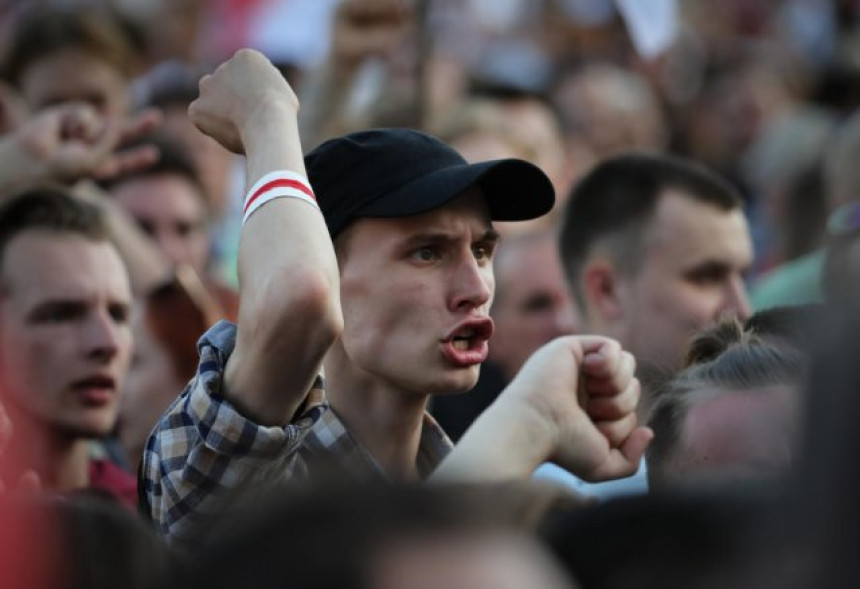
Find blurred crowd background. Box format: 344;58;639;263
2;0;857;287
0;1;859;588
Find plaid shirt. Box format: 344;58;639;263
140;321;452;545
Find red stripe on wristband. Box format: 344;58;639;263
244;178;316;215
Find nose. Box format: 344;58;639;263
84;309;121;362
449;256;493;312
723;275;752;320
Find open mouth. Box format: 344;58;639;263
446;318;494;347
71;375;116;405
441;318;494;367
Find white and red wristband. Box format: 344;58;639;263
242;170;319;225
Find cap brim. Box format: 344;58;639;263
358;158;555;222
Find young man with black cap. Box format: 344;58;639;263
141;50;651;544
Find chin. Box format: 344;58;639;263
425;368;480;396
60;414;118;439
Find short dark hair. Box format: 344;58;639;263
558;153;741;306
646;318;806;490
0;186;108;284
1;7;137;87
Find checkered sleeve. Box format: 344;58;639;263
139;321;326;544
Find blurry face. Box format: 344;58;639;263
371;532;574;589
112;173;210;273
118;310;184;468
490;234;578;379
670;385;799;486
616;191;753;372
0;232;132;438
337;190;497;395
18;48;130;118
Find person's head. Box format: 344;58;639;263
543;489;770;589
646;318;805;491
742;303;824;356
305;128;554;395
108;135;211;274
118;277;208;469
53;494;175;589
488;230;578;381
559;153;753;384
145;66;235;218
1;7;138;117
182;482;576;589
552;63;667;161
0;186;131;440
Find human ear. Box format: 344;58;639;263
582;259;623;321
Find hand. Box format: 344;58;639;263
0;400;41;493
16;103;161;183
506;336;653;482
331;0;412;72
189;49;299;154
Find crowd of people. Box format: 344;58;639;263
0;0;858;587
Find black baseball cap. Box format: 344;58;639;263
304;128;555;238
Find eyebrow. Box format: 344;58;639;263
400;228;500;248
26;298;131;321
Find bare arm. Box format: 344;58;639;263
433;336;653;482
298;0;410;148
189;49;342;426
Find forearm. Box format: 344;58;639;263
297;61;358;150
226;104;342;425
432;391;556;482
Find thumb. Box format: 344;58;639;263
619;426;653;465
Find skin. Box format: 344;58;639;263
0;232;132;437
0;231;131;490
668;385;799;486
490;232;579;381
607;190;753;374
0;103;161;190
325;190;497;479
111;172;211;274
17;48;130;118
330;189;498;397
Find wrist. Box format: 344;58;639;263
240;100;300;149
490;388;560;473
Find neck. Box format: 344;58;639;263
324;345;429;481
3;408;91;492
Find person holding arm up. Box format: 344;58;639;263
142;50;649;545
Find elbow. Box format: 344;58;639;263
293;269;343;345
249;268;343;350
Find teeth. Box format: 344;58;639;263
453;339;470;351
